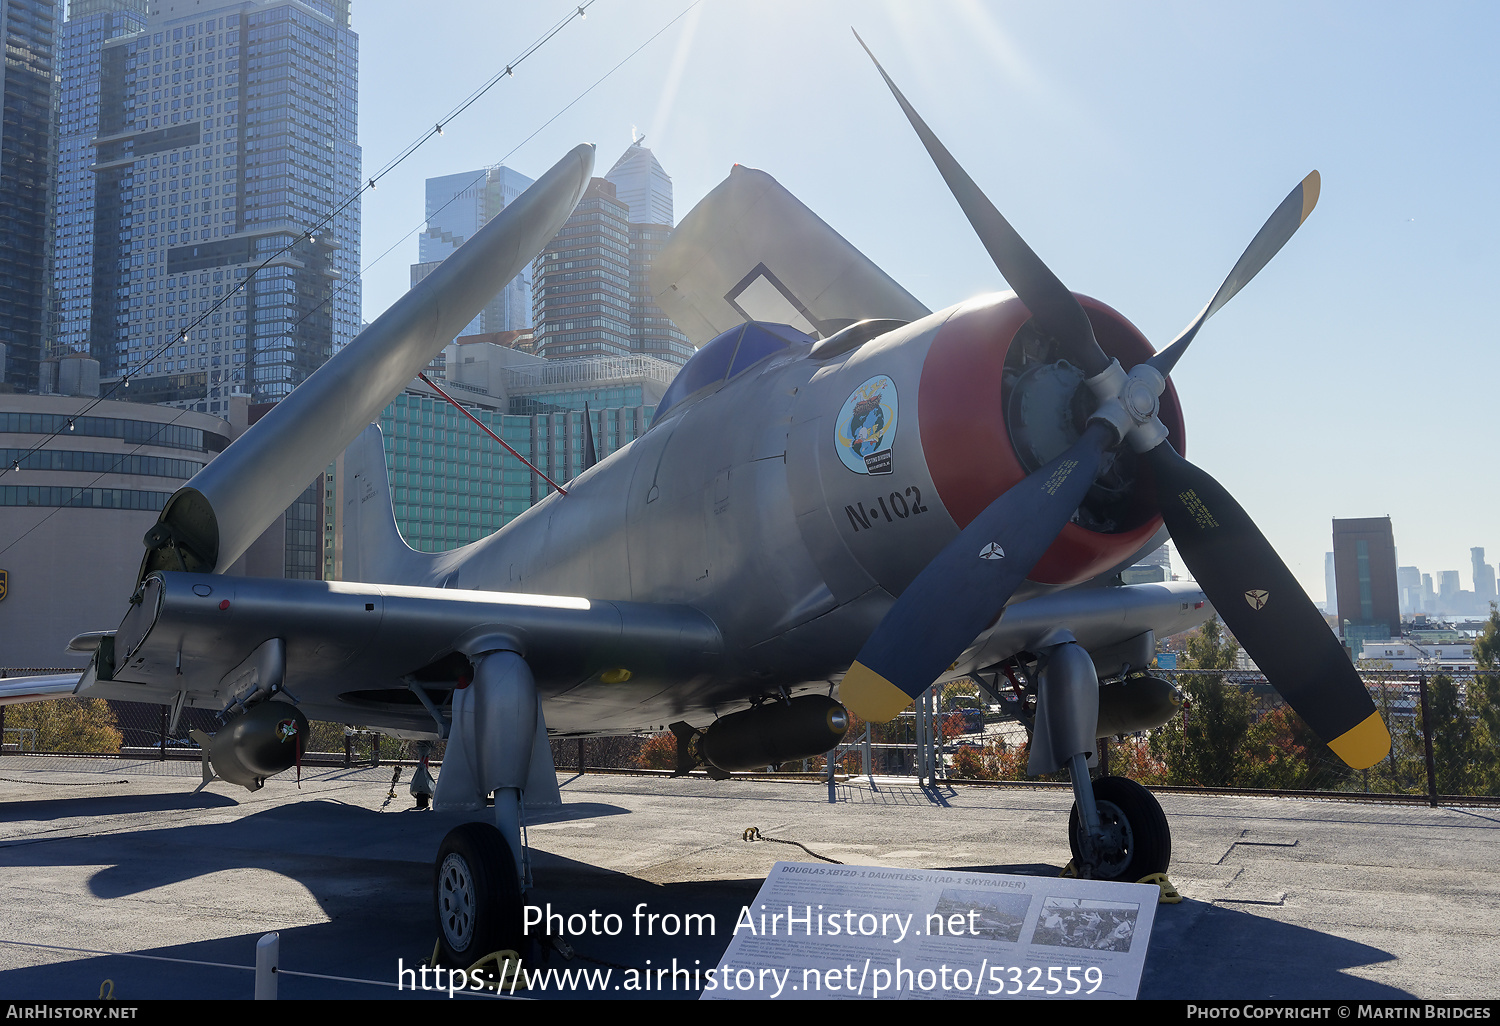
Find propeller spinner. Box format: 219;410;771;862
842;37;1389;770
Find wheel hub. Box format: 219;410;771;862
1092;799;1136;878
438;852;477;949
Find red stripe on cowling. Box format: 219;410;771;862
917;292;1185;588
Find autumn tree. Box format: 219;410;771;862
6;699;122;754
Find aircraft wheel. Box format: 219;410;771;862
434;822;522;966
1067;776;1170;881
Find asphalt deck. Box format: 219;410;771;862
0;756;1493;1001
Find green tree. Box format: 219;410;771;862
1420;673;1484;795
1471;604;1500;792
1148;619;1258;786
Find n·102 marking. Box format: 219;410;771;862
845;486;931;532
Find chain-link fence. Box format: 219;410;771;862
3;668;1496;801
938;669;1499;802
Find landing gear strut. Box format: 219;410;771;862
431;648;550;965
1028;636;1173;880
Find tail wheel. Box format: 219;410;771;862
1067;775;1171;881
434;822;522;966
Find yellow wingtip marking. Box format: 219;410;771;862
840;662;912;722
1300;170;1321;224
1327;709;1389;769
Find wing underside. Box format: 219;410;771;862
83;572;724;736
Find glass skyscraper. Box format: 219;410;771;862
412;166;535;337
0;0;59;393
52;0;148;373
608;140;692;366
54;0;359;413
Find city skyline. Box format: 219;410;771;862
11;2;1493;603
348;1;1498;603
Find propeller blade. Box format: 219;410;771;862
854;31;1111;379
1150;171;1320;376
1143;442;1389;769
842;421;1115;721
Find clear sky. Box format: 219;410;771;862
351;0;1498;604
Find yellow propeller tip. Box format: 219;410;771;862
1327;709;1389;769
1300;170;1321;224
840;662;912;722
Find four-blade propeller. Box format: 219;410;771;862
842;38;1389;769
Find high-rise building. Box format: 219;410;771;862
1324;551;1338;618
1472;547;1496;604
604;137;672;226
532;177;632;362
605;140;692;368
52;0;148;374
0;0;60;393
411;166;535;337
1332;517;1400;652
54;0;359;414
1397;565;1422;616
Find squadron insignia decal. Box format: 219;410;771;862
835;375;898;475
1244;590;1269;610
979;543;1005;560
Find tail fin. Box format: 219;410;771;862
341;424;433;585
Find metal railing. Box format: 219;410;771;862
502;354;677;392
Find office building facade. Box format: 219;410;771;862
1332;517;1400;655
0;0;60;393
411;166;534;337
56;0;359;413
531;176;632;361
0;392;231;665
531;143;693;367
52;0;148;376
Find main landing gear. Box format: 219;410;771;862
435;822;524;965
1021;635;1173;882
1067;775;1171;882
430;647;557;966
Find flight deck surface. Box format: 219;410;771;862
0;757;1493;1001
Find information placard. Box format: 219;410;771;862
702;862;1158;1000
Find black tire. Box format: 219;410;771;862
1067;776;1170;881
434;823;523;967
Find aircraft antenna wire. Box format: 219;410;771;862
419;373;568;496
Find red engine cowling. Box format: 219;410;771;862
917;292;1186;588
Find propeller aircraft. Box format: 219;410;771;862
0;42;1389;966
